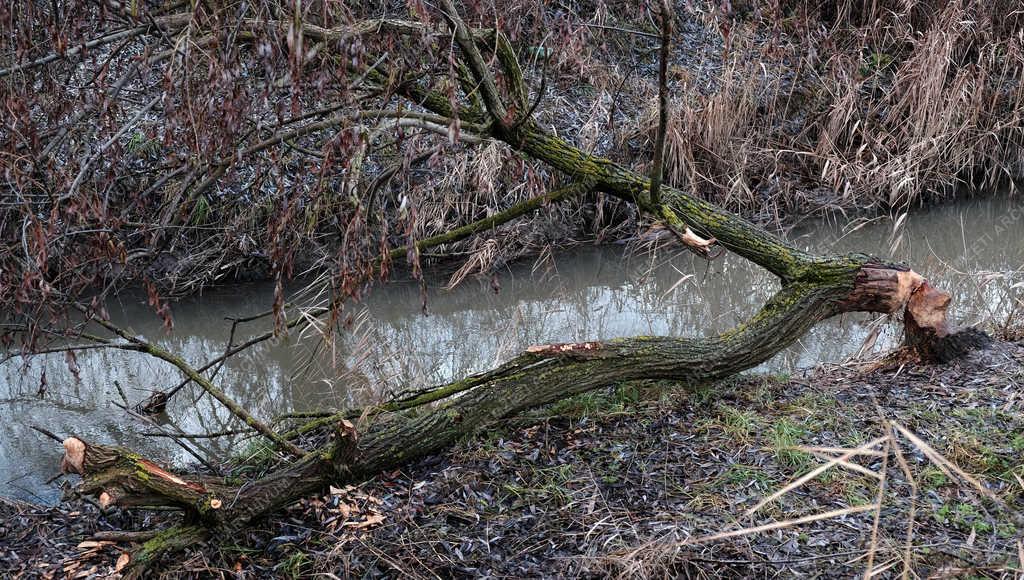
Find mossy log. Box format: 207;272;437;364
59;261;978;576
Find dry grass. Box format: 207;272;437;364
607;420;1020;578
606;0;1024;219
8;0;1021;301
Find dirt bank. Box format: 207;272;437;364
4;339;1023;578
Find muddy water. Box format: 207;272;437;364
3;195;1022;502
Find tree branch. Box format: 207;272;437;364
78;310;308;459
437;0;510;126
649;0;674;208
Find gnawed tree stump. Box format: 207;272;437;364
904;281;993;362
842;266;991;362
61;437;226;513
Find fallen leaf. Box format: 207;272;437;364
115;553;130;572
74;565;98;578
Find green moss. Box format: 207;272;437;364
921;466;949;489
133;526;208;568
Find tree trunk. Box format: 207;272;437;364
59;259;978;576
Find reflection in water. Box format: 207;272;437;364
2;195;1022;502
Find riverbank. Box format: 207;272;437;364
6;1;1023;301
4;338;1023;578
3;2;1024;576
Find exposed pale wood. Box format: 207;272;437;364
61;438;86;475
903;281;990;362
841;267;923;314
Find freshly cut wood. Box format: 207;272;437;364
57;256;984;577
904;281;992;362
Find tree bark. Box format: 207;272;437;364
58;260;978;576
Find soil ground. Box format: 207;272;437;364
3;340;1024;578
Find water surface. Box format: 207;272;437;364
2;195;1022;502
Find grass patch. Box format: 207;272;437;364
921;466;950;489
544;381;671;419
771;418;812;471
719;464;774;492
278;550;310;579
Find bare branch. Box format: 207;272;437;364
79;309;308;459
649;0;673;208
437;0;510;126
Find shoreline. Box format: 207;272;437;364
4;338;1023;577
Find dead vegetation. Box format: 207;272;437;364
2;0;1023;576
3;0;1023;307
618;0;1024;217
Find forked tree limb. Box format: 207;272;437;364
365;61;814;280
79;312;308;459
494;31;529;110
438;0;511;125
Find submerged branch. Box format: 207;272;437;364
79;310;308;459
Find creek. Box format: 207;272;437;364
2;195;1022;503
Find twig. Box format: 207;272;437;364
578;22;660;39
438;0;509;125
113;380;130;407
140;429;251;439
91;530;161;542
31;425;64;443
66;95;162;201
0;25;149;78
113;401;220;471
863;437;891;578
77;306;307;459
747;436;888;516
687;504;879;545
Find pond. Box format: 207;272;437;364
2;194;1022;503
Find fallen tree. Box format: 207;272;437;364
2;1;990;576
59;257;982;574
